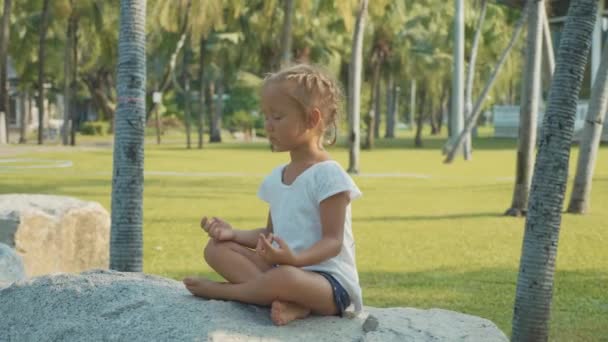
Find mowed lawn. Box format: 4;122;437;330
1;130;606;341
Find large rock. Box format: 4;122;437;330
0;242;25;288
0;270;508;341
0;194;110;276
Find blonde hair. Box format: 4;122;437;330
262;64;343;146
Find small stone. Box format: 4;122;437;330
362;314;379;332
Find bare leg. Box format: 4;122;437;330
202;239;272;283
183;265;337;325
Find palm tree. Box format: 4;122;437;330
450;0;465;154
505;0;544;217
347;0;368;174
110;0;147;272
0;0;11;144
37;0;51;145
278;0;294;69
463;0;488;160
444;5;528;163
567;34;608;214
511;0;597;340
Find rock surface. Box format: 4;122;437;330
0;242;25;288
0;270;508;341
0;194;110;276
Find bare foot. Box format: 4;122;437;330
270;300;311;326
183;277;222;299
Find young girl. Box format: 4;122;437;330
183;64;362;326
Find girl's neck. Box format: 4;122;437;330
288;139;329;166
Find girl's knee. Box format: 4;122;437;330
204;239;236;262
268;265;300;285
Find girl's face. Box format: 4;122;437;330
261;81;315;152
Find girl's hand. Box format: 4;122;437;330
256;233;297;266
201;216;235;241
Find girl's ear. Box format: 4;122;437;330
308;108;322;129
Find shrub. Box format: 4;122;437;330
80;121;109;136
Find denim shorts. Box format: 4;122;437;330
314;271;351;316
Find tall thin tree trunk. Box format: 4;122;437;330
429;96;438;135
505;0;544;217
384;73;395;138
415;85;426;147
278;0;294;69
444;6;528;163
463;0;488;160
373;63;381;139
449;0;465;155
348;0;368;174
198;37;207;149
62;10;75;146
70;15;79;146
19;90;27;143
409;79;416;129
542;7;555;84
0;0;11;143
183;41;191;149
37;0;51;145
567;34;608;214
210;78;223;143
206;81;215;141
512;1;596;339
111;0;147;272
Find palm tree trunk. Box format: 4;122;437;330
278;0;294;69
37;0;51;145
111;0;147;272
210;78;223;142
542;7;555;84
206;80;215;141
182;41;191;149
505;0;544;217
62;11;75;146
409;79;416;129
0;0;11;143
566;34;608;214
449;0;465;155
198;37;207;149
512;1;597;339
373;62;381;139
444;6;528;163
415;85;426;147
19;90;27;144
348;0;368;174
463;0;488;160
384;73;395;138
70;15;79;146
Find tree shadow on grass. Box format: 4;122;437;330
355;212;504;222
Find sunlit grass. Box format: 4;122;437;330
1;127;606;341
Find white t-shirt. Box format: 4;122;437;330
257;160;363;313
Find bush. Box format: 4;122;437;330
80;121;109;136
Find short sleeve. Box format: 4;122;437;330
257;174;272;203
313;162;362;204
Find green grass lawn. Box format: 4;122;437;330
1;128;607;341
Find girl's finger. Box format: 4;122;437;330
201;217;209;231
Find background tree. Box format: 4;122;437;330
567;33;608;214
505;0;544;217
511;0;597;339
347;0;368;174
110;0;146;272
0;0;12;144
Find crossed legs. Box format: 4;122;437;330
183;239;338;325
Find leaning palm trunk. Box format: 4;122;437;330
449;0;465;155
111;0;147;272
505;0;544;217
62;11;76;146
347;0;368;174
37;0;51;145
567;34;608;214
444;7;528;163
511;0;596;340
463;0;488;160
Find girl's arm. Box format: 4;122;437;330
257;193;348;267
232;211;273;249
291;192;348;267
